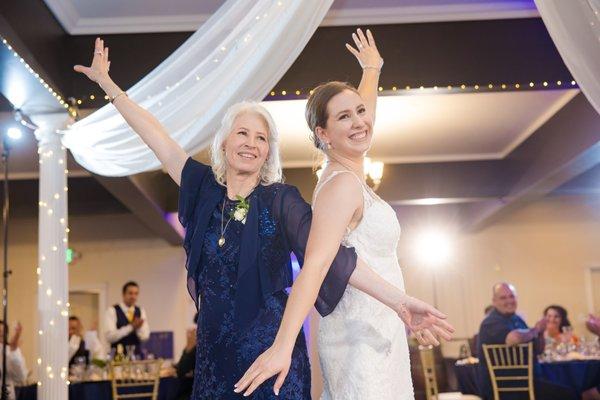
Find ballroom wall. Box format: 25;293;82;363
5;213;194;381
4;193;600;386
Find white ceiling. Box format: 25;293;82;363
2;88;577;177
263;89;578;167
44;0;539;35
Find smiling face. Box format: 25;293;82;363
316;89;373;158
545;307;562;331
492;283;518;315
222;112;270;178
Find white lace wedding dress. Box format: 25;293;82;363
314;170;415;400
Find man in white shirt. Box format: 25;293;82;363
104;281;150;356
0;321;27;400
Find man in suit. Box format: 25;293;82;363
104;281;150;355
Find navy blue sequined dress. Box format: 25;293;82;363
192;198;311;399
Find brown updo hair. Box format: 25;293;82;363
305;81;360;149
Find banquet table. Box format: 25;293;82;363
16;376;192;400
454;359;600;397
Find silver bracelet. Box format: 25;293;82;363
362;65;381;72
110;91;127;103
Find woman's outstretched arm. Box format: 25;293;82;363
346;28;383;123
74;37;187;184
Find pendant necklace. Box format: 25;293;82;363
218;181;259;247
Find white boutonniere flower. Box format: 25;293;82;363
230;195;250;224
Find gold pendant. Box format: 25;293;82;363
218;236;225;247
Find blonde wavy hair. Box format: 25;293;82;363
210;101;283;186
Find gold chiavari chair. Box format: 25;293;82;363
482;342;535;400
419;345;481;400
109;359;163;400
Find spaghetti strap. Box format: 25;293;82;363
312;169;368;208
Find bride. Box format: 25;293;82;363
235;29;454;399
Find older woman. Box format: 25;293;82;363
75;35;445;399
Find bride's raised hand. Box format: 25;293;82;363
397;296;455;346
345;28;383;70
74;37;111;84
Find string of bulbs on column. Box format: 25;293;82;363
36;145;71;387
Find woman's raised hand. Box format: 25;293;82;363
74;37;111;84
346;28;383;71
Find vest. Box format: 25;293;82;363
111;304;141;351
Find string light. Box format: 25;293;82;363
0;37;70;109
36;124;70;394
74;76;580;104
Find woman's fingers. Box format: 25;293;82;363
356;28;368;47
366;29;377;49
243;371;273;397
345;43;360;58
431;324;453;341
351;33;362;51
425;305;447;320
433;316;455;333
235;362;259;391
73;65;88;74
103;47;109;64
273;368;289;396
422;328;440;346
414;330;427;345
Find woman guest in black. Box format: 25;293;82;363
75;36;440;399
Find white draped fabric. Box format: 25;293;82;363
535;0;600;115
62;0;333;176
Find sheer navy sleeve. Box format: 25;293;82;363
178;157;212;304
178;157;211;230
274;185;357;316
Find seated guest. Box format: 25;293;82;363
105;281;150;356
0;321;27;400
582;314;600;400
469;305;496;356
68;316;89;367
174;313;198;400
543;305;579;345
477;283;576;400
68;316;104;367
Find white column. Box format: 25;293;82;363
33;114;70;400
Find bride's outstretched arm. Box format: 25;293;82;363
235;173;454;396
349;259;453;340
346;28;383;123
235;173;360;396
74;37;188;184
